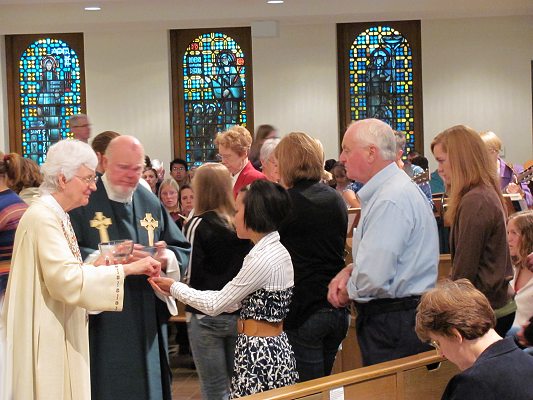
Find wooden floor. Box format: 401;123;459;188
170;343;202;400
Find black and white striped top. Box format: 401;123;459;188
170;231;294;316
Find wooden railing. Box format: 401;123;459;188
240;351;458;400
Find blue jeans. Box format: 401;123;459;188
285;307;349;382
187;314;238;400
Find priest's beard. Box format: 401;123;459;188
112;183;138;202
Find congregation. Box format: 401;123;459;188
0;113;533;400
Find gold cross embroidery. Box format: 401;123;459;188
140;213;159;246
90;212;112;243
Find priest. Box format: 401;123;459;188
69;135;191;400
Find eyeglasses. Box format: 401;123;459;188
172;166;186;172
429;340;440;350
216;153;234;162
75;175;99;185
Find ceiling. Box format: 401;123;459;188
1;0;532;34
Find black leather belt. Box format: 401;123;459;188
355;295;421;316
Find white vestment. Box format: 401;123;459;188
0;196;125;400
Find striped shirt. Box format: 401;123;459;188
170;231;293;316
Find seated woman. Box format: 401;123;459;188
480;130;533;208
416;279;533;400
432;125;515;336
507;210;533;333
179;184;194;223
158;178;181;226
149;180;298;398
142;167;158;194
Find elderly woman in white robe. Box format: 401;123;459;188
0;140;161;400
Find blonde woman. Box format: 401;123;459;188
431;125;514;336
180;163;252;400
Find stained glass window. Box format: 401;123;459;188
171;28;253;166
16;38;82;164
338;21;422;156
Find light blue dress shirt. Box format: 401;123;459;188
347;162;439;303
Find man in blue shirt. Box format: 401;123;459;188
328;118;439;366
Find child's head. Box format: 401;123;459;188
235;180;291;239
507;210;533;268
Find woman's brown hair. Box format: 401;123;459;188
192;163;235;225
431;125;504;225
508;210;533;270
275;132;323;188
415;279;495;342
0;152;23;189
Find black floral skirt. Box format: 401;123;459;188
230;332;299;398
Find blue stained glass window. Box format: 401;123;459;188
182;32;247;166
18;38;82;164
349;25;416;154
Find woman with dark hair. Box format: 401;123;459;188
432;125;515;336
416;279;533;400
142;167;158;194
149;179;298;398
275;132;349;382
249;124;278;170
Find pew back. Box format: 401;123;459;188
241;351;458;400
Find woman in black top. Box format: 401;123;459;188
182;163;252;400
275;132;349;382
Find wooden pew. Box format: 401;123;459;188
240;351;459;400
329;254;453;374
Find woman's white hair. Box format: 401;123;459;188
351;119;397;161
40;139;98;195
260;138;281;162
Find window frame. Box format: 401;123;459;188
170;27;254;161
5;32;86;155
337;20;423;154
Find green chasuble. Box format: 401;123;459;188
69;179;190;400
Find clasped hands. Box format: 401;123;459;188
327;263;353;308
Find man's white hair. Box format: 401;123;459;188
350;118;396;161
40;139;97;195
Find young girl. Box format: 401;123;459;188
507;211;533;331
150;179;298;398
171;163;252;400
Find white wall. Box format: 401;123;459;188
84;30;173;165
1;15;532;166
422;16;533;166
252;23;339;159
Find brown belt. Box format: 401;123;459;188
237;319;283;337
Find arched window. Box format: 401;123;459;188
171;27;253;166
338;21;422;156
6;33;85;164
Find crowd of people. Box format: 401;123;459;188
0;114;533;400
